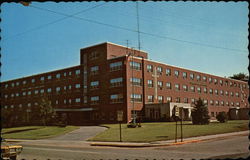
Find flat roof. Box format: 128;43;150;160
80;41;148;53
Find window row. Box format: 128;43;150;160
4;70;81;88
4;84;81;98
146;65;247;88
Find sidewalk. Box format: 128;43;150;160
90;130;249;147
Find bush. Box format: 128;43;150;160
216;112;228;123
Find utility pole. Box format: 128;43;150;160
136;1;141;51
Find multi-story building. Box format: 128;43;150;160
1;42;249;125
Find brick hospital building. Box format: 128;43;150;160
1;42;249;125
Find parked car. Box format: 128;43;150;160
1;138;23;160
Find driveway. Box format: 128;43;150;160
49;126;107;141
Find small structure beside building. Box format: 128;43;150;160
145;102;192;121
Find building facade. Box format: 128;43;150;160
1;42;249;125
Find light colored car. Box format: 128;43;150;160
1;138;23;160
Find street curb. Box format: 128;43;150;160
90;131;248;148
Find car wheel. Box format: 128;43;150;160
10;156;17;160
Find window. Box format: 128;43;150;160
75;84;81;89
203;76;207;81
204;87;207;93
220;90;224;95
235;92;239;97
47;88;52;93
225;91;228;96
175;97;180;103
19;104;22;108
183;85;188;91
158;81;163;88
131;77;142;86
157;66;162;73
16;82;19;86
208;77;212;83
182;72;187;78
210;100;214;105
48;75;52;80
190;73;194;80
90;81;99;89
236;102;240;107
64;99;67;104
215;100;219;106
215;89;218;95
184;98;188;103
231;102;234;106
11;83;15;87
35;90;39;94
31;79;35;83
229;81;233;86
56;87;61;92
40;89;44;94
226;101;229;106
190;86;195;92
204;100;208;105
130;61;141;70
5;84;8;88
75;69;80;75
131;94;142;102
158;96;163;103
196;75;201;81
90;66;99;75
69;85;72;90
230;92;234;97
64;86;67;90
110;94;123;103
69;99;72;104
166;97;172;102
191;98;195;104
64;72;67;77
219;80;223;85
75;98;81;103
40;77;45;81
147;80;153;87
91;96;99;104
164;82;171;90
56;73;61;79
174;70;179;77
209;89;213;94
5;94;8;98
221;101;224;106
28;103;32;107
89;51;99;60
55;100;59;105
166;68;171;76
11;93;14;97
175;84;180;91
147;65;153;72
148;95;154;102
23;92;26;96
28;91;31;95
197;87;201;93
16;93;19;97
110;61;122;71
69;71;72;76
214;79;218;84
110;77;123;87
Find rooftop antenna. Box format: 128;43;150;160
136;1;141;51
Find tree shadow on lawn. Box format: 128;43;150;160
2;128;40;134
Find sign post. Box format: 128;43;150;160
180;107;183;142
174;106;179;143
117;110;123;142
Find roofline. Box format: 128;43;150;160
80;41;148;53
131;56;248;84
1;65;82;83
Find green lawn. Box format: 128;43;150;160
2;126;79;140
89;120;248;142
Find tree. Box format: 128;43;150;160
216;112;228;123
229;73;248;81
38;96;55;126
191;98;210;125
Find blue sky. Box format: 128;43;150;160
1;1;248;81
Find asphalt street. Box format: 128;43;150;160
17;134;249;160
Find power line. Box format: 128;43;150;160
5;4;248;55
3;3;107;41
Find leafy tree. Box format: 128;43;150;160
38;96;55;126
191;98;210;125
229;73;248;81
216;112;228;123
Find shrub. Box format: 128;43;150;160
191;98;210;125
216;112;228;123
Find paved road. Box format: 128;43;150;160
49;126;107;141
17;134;249;160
